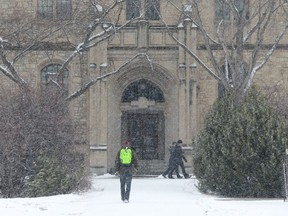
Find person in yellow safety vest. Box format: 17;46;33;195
115;140;138;203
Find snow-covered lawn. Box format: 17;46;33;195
0;174;288;216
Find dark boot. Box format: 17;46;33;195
168;171;174;179
184;173;191;179
168;167;176;179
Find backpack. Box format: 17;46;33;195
119;148;132;165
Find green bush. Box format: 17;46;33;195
26;155;85;197
193;87;287;197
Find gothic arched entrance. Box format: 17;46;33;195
121;79;165;160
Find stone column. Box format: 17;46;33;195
178;64;186;141
183;19;198;145
89;64;108;173
88;63;98;147
99;64;108;146
88;35;108;148
177;22;187;142
137;20;149;48
189;64;198;141
190;23;198;141
184;18;193;144
178;18;198;144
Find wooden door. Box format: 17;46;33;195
127;113;159;160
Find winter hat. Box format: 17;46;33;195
122;141;130;146
177;139;183;144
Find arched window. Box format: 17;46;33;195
121;79;164;103
40;64;68;90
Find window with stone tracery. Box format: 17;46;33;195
126;0;160;20
37;0;72;20
215;0;249;21
121;79;164;103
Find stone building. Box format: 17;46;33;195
1;0;288;175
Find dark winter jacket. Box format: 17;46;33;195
168;145;175;163
171;145;187;166
115;147;139;175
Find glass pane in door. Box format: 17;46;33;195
127;113;159;160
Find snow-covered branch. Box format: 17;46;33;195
0;65;19;84
159;7;220;81
167;0;220;46
0;39;27;87
66;53;150;101
57;1;142;83
165;0;288;97
244;24;288;93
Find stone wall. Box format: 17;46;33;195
2;0;288;174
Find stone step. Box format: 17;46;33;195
137;160;167;175
137;160;193;175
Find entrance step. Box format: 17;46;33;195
137;160;167;175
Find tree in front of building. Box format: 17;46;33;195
0;0;142;197
0;0;145;100
0;88;87;198
166;0;288;99
193;86;287;197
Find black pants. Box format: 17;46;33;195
178;161;188;176
163;166;180;177
168;161;188;178
120;173;132;201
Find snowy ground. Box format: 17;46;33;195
1;174;288;216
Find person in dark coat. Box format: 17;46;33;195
162;141;182;178
168;140;190;179
115;141;138;203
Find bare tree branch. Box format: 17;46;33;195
165;0;288;97
57;0;142;84
66;53;151;101
244;24;288;92
0;40;28;88
158;9;221;81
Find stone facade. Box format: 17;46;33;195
1;0;288;174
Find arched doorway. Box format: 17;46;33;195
121;79;165;160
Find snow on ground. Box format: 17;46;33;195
0;174;288;216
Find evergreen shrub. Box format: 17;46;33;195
193;87;287;197
26;155;85;197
